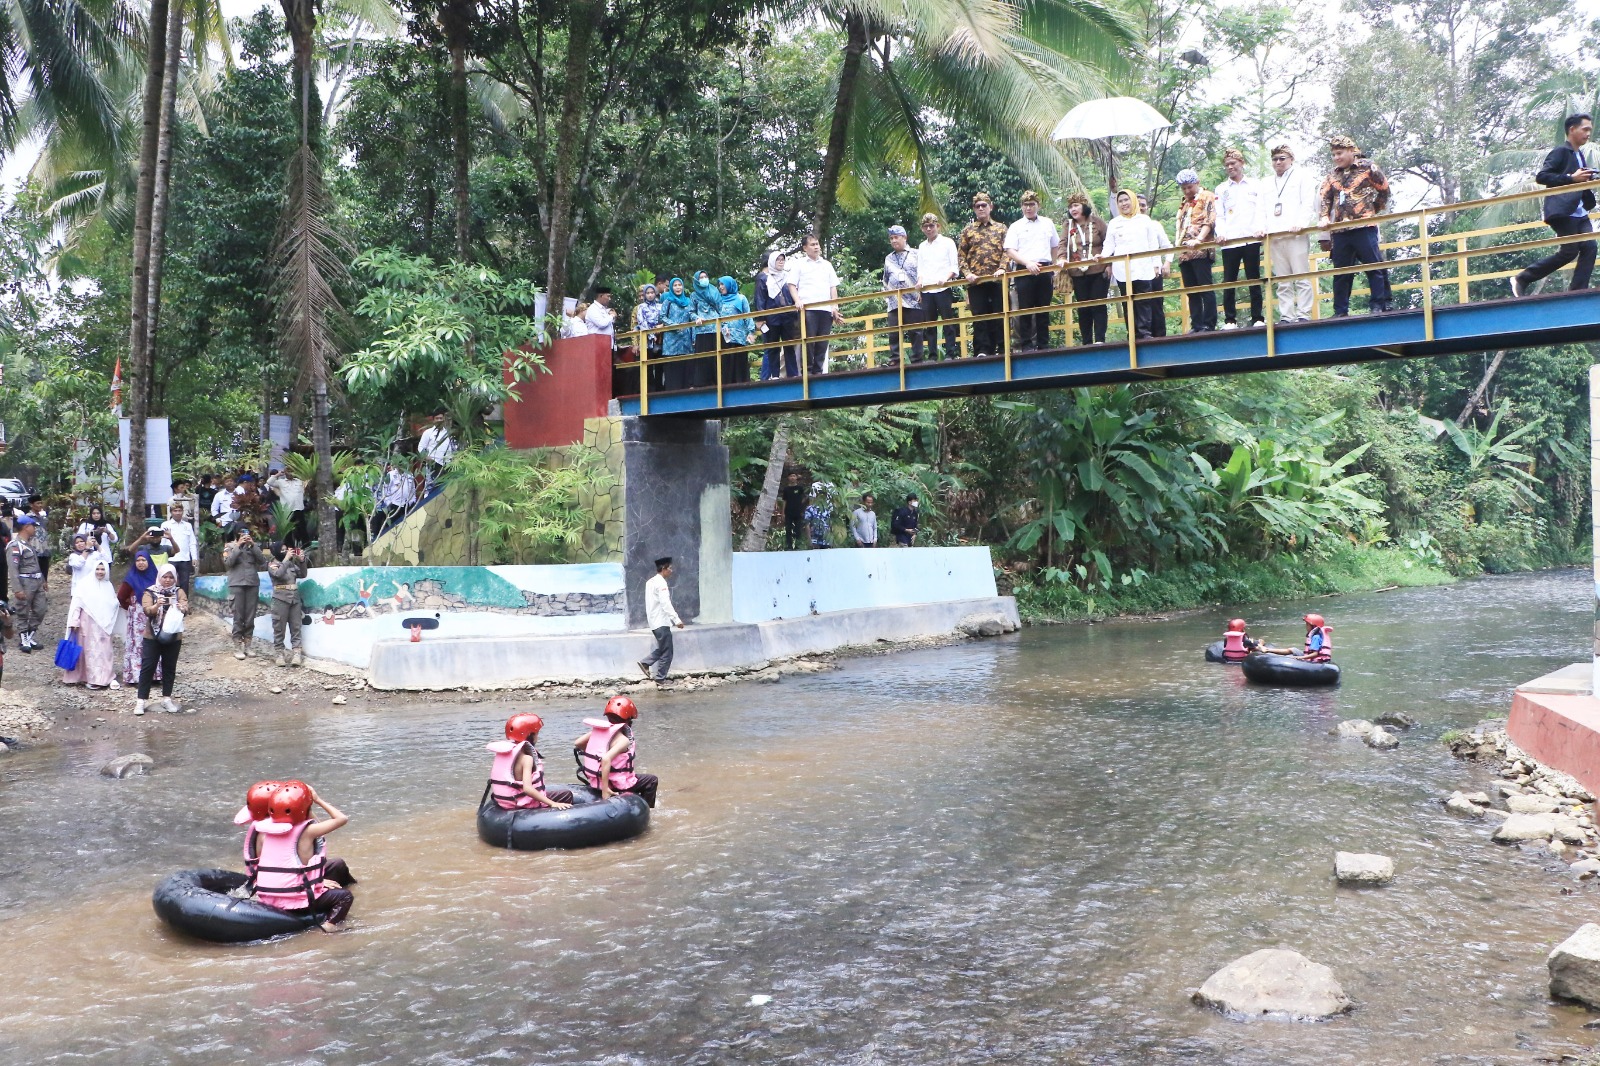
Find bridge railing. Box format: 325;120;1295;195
617;180;1600;412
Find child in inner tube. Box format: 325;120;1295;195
573;695;659;808
233;780;357;898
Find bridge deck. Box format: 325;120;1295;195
619;289;1600;418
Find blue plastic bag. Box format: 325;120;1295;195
54;633;83;672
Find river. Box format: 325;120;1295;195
0;569;1595;1064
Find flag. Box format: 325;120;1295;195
111;357;122;412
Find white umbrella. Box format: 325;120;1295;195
1051;97;1171;142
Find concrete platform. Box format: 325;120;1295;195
1509;664;1600;799
365;596;1019;690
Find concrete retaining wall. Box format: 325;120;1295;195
731;546;997;622
366;595;1018;690
1509;664;1600;799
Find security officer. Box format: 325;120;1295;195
7;514;47;652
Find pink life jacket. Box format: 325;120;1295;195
1222;629;1249;662
579;717;637;792
1305;625;1333;663
253;819;328;911
243;824;324;886
485;740;551;810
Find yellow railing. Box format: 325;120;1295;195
617;180;1600;412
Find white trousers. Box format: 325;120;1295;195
1269;234;1314;321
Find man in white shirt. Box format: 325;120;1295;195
636;556;684;683
1214;148;1268;328
882;225;924;365
418;410;458;469
916;212;960;360
1002;189;1059;351
1264;143;1321;322
584;287;617;345
787;234;843;376
211;474;238;526
161;501;200;591
266;466;307;544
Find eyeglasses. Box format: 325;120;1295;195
1272;155;1290;161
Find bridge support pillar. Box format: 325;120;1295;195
588;414;733;629
1591;366;1600;693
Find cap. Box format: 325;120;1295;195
1175;168;1200;185
15;515;36;527
1328;134;1357;151
920;212;940;225
887;225;907;236
971;191;993;206
1020;189;1040;205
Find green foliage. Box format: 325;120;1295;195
444;445;615;564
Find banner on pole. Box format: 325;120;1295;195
117;417;173;511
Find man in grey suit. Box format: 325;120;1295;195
1513;113;1597;295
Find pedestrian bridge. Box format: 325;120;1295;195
615;182;1600;417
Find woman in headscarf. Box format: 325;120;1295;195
1056;193;1111;344
717;275;754;385
136;562;188;715
62;558;121;689
660;277;696;391
1100;189;1172;341
689;271;722;388
74;504;119;555
634;284;664;391
753;251;798;379
117;548;161;685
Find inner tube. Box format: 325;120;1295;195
1241;653;1341;687
152;868;322;943
1204;640;1245;664
477;790;650;851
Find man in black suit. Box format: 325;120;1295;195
1513;113;1597;295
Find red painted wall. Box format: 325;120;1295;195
503;335;615;449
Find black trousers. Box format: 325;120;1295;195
802;310;833;374
920;289;960;359
641;625;673;680
1330;226;1391;315
691;333;717;388
886;305;925;364
619;773;659;808
967;280;1003;356
1069;272;1110;343
1220;242;1263;324
762;319;798;379
173;560;193;593
1520;214;1596;291
1179;258;1218;331
285;886;354;925
1012;271;1054;350
784;510;805;550
1129;279;1162;338
138;637;180;699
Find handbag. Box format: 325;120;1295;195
54;632;83;671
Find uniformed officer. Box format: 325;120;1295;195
7;514;47;652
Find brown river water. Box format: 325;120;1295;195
1;570;1598;1065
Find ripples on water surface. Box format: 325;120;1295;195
1;571;1596;1064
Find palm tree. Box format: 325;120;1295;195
810;0;1136;242
0;0;129;160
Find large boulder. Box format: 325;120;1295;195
956;612;1009;638
1193;948;1353;1022
1374;710;1417;730
1333;720;1374;740
1492;813;1559;844
1549;925;1600;1008
1506;793;1561;815
1364;727;1400;751
1335;852;1395;886
1443;792;1485;819
100;753;154;779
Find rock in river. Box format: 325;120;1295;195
1333;720;1374;740
100;753;154;779
1364;726;1400;750
1193;948;1353;1022
1374;710;1417;730
1444;792;1485;819
1550;925;1600;1009
1492;813;1559;844
1335;852;1395;886
1507;793;1561;815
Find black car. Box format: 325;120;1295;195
0;478;31;509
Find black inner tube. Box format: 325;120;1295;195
152;868;323;944
477;787;649;851
1241;653;1341;687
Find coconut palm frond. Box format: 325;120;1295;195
273;142;355;403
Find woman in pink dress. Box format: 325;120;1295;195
116;549;160;685
62;559;121;689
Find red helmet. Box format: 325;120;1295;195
1304;613;1325;628
604;695;639;722
235;780;283;825
267;782;313;825
505;712;544;743
1226;618;1247;633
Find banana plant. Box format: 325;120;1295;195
1418;400;1544;507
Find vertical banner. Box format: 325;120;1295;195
267;415;293;469
1590;365;1599;694
118;417;174;511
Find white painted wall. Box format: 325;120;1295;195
730;546;998;622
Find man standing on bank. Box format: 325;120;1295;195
1512;114;1597;297
637;557;684;684
1319;134;1392;317
1265;144;1322;322
958;192;1008;358
1003;190;1060;352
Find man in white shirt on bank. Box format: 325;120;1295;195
1214;148;1269;329
418;409;458;470
211;473;238;527
1264;143;1322;322
1002;189;1059;351
266;465;307;544
636;556;684;684
916;212;961;361
584;287;617;346
161;501;200;591
787;234;843;376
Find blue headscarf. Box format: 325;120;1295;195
123;548;159;604
661;277;692;312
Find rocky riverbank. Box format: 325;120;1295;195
1444;720;1600;876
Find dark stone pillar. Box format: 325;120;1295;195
620;417;732;629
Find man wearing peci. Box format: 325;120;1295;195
1512;113;1597;297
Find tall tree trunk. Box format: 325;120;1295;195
740;418;790;552
543;0;599;315
1456;350;1507;426
145;0;185;376
812;11;869;246
126;0;172;528
442;0;473;263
